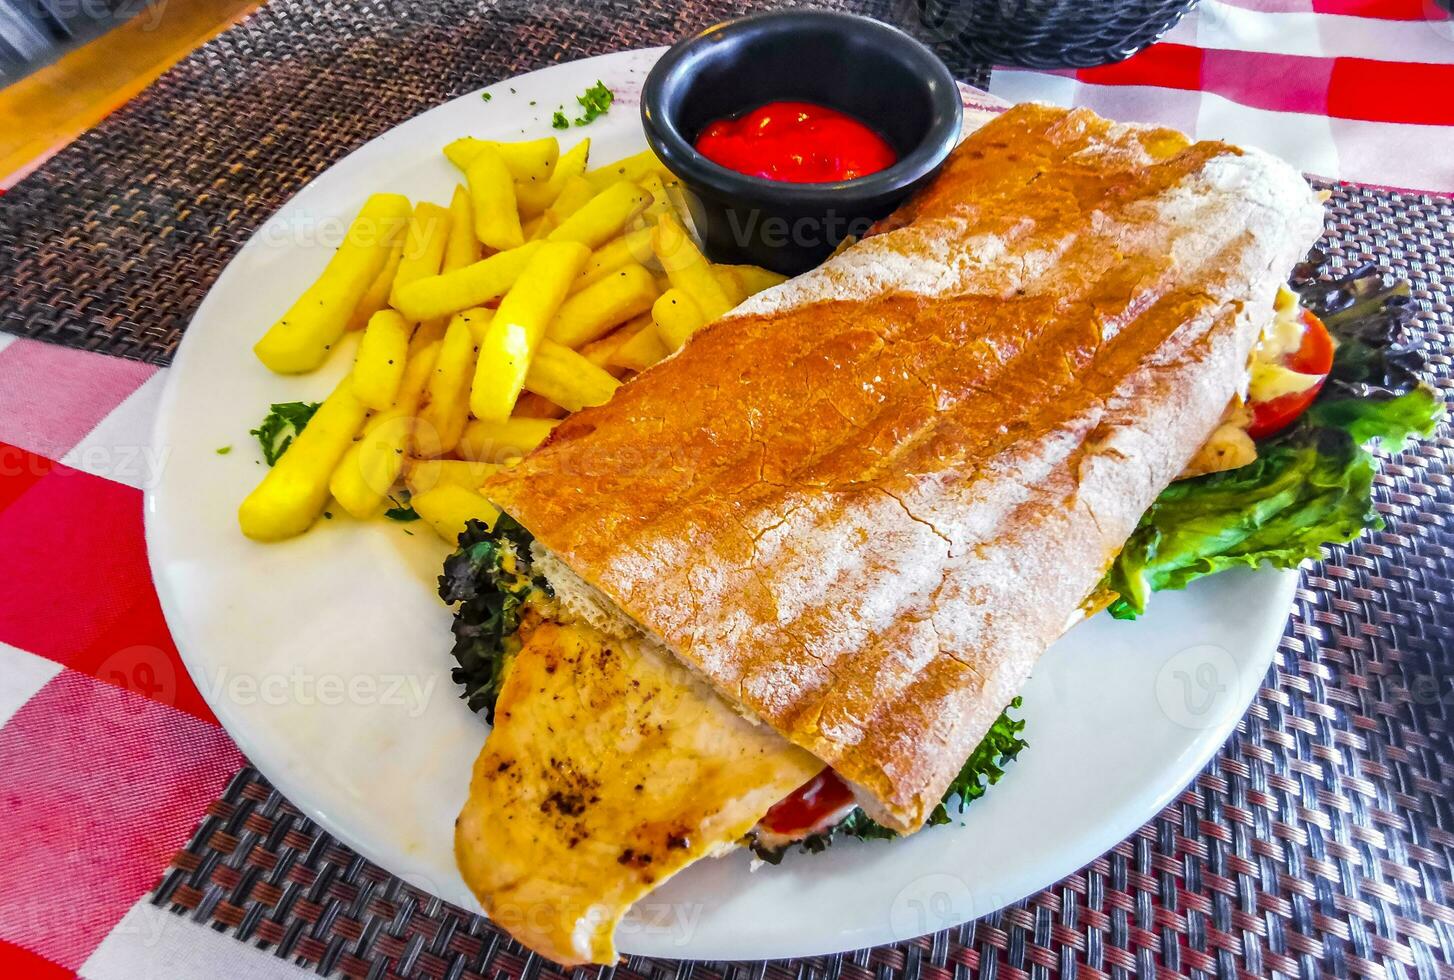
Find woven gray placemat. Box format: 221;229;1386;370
150;180;1454;980
0;0;986;364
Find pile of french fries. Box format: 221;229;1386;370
239;137;786;544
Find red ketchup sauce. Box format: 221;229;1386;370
760;768;856;835
694;101;898;183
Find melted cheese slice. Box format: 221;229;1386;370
455;619;820;966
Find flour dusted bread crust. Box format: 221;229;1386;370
480;104;1325;831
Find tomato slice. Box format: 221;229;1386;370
760;768;856;835
1246;309;1335;441
1287;309;1335;374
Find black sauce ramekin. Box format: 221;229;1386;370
642;10;963;275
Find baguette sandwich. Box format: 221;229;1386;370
449;103;1333;964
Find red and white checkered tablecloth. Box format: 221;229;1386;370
1;3;1450;977
993;0;1454;195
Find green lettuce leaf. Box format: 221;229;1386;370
1105;428;1373;619
1304;386;1442;446
1105;386;1441;619
1103;253;1442;621
925;696;1028;825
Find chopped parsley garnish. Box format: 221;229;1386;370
551;110;569;130
571;80;613;126
250;401;320;465
480;91;492;102
215;445;232;455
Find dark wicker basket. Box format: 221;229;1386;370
910;0;1200;69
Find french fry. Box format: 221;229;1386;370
443;184;482;272
445;136;559;184
552;139;591;182
517;137;593;218
388;201;453;314
254;193;410;374
546;263;659;348
515;179;555;220
579;317;642;368
487;137;559;183
653;212;735;321
471;241;591;421
405;458;500;496
456;417;560;462
546;175;597;224
638;171;673;221
424;189;485;353
609;317;671;372
573;226;656;291
547;140;590;193
348;233;406;331
522;213;555;241
705;264;789;305
352;310;410;410
238;376;370;540
328;341;438;520
392;241;544;323
520;137;590;215
414;310;485;457
652;287;704;350
411;484;500;543
395;201;454;345
548;182;651;250
512;392;568;419
409;319;447;353
711;268;747;306
466;145;524;251
720;263;788;296
466;419;547;457
583;148;662;191
524;338;622;412
444;136;484;171
462;308;495;346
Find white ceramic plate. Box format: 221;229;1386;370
146;46;1298;962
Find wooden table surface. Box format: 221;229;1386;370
0;0;262;189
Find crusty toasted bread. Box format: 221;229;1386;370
481;103;1324;832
